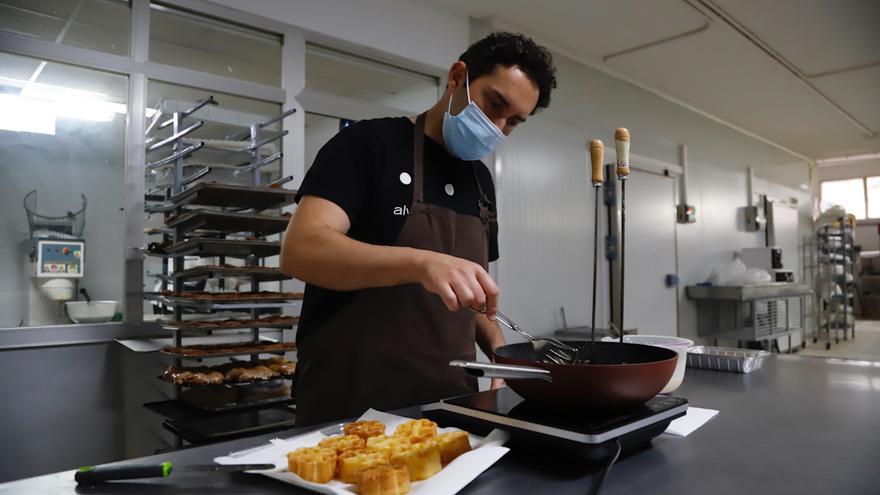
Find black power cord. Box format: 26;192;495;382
589;439;623;495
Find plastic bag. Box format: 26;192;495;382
708;258;747;286
728;268;772;286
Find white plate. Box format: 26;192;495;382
214;409;510;495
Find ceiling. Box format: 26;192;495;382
421;0;880;161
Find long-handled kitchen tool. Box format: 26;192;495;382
589;139;604;360
471;307;578;364
614;128;630;344
74;462;275;484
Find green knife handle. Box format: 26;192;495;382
75;462;172;484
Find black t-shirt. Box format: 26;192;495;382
294;116;498;342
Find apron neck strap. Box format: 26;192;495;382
413;112;427;204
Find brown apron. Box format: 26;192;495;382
293;113;493;426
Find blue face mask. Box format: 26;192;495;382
442;73;505;160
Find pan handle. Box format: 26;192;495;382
449;360;553;382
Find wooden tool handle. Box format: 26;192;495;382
589;139;604;185
615;128;630;178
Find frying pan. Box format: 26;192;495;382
451;341;677;412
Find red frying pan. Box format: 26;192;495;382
451;341;677;412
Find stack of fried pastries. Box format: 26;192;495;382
285;418;472;494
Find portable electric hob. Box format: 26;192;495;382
423;387;687;463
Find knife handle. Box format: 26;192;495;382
589;139;604;185
614;127;630;178
75;462;172;484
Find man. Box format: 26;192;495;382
281;32;557;425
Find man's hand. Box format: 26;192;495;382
490;378;506;390
418;252;499;320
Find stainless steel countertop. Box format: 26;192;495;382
4;354;880;494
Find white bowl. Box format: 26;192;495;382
65;301;118;324
38;278;76;301
603;335;694;393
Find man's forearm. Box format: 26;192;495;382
281;224;426;291
475;314;506;359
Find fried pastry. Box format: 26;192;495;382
318;434;366;455
388;439;442;481
344;420;386;440
336;449;389;483
357;465;411;495
287;447;336;483
365;435;411;457
437;431;471;465
393;419;438;444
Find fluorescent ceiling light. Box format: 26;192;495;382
817;153;880;166
0;94;56;135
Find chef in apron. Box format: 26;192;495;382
281;32;557;426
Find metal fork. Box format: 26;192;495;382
472;307;580;365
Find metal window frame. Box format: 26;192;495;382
0;0;297;334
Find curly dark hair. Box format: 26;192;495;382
459;32;557;114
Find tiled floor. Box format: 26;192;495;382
799;319;880;361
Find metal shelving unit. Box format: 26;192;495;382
808;221;857;350
142;97;298;445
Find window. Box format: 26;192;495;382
0;0;131;56
820;176;880;221
306;44;439;113
0;52;127;327
868;177;880;219
149;4;282;86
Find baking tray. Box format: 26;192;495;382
159;341;296;359
166;209;289;236
686;346;770;373
145;292;303;311
160;316;299;332
162;406;297;443
147;237;281;258
169;182;297;211
163;265;289;283
179;381;293;412
157;374;295;388
686;283;812;301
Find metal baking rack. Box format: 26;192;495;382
154;265;289;284
160;317;299;333
165;209;290;236
142;96;299;445
147;237;281;258
159;342;296;360
804;221;857;350
144;292;303;312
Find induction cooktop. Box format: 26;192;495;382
422;387;687;447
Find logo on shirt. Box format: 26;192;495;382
393;205;410;216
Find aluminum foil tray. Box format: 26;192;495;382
687;346;770;373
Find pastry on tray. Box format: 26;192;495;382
287;447;336;484
336;449;389;483
365;435;411;457
388;439;442;481
437;431;471;465
161;315;300;330
317;435;366;455
161;357;296;386
393;419;438;444
344;420;386;440
357;465;411;495
160;340;294;356
159;290;304;301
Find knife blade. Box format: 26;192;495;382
74;461;275;484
